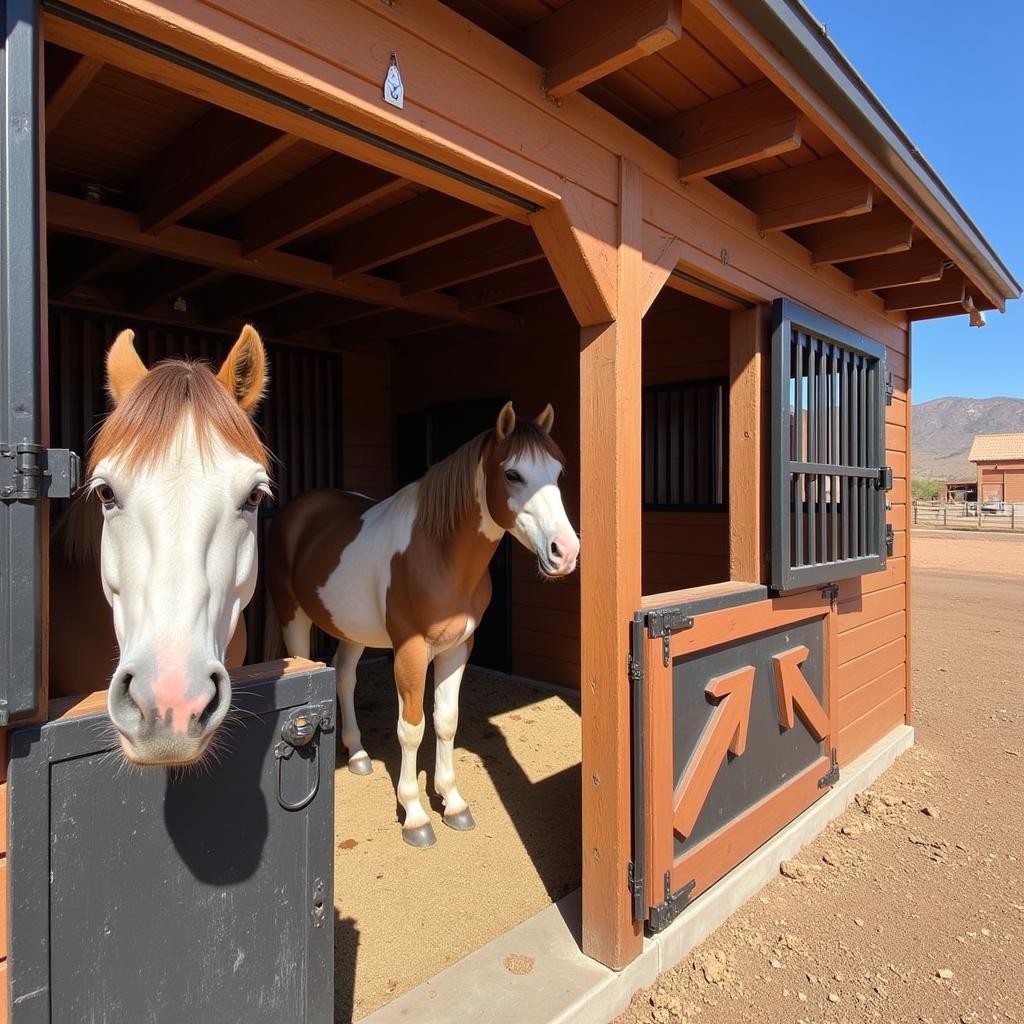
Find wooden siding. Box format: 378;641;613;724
977;462;1024;503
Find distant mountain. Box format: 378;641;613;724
911;396;1024;480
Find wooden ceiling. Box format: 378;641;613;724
442;0;993;320
44;0;992;343
44;42;566;349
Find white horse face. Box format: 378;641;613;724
488;403;580;577
92;327;268;766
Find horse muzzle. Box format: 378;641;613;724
107;657;232;765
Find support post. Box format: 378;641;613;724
728;305;766;583
534;161;644;968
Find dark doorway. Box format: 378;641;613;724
396;397;512;673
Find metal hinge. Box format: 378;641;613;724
647;871;696;932
627;860;641;898
885;523;894;557
885;370;894;406
627;652;643;684
818;747;840;789
644;607;695;666
821;583;839;610
0;443;80;501
876;466;893;491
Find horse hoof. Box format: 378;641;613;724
402;823;437;848
443;807;476;832
348;755;373;776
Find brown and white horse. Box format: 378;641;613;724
52;326;270;767
266;402;579;846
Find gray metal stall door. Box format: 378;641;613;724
8;664;337;1024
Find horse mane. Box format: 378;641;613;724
53;491;102;566
416;420;565;540
87;358;269;476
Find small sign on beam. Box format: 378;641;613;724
383;53;405;109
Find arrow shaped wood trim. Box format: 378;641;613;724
772;645;829;741
673;665;755;840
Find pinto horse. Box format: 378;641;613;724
51;325;270;767
267;402;579;846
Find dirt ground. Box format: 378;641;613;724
331;662;582;1021
617;529;1024;1024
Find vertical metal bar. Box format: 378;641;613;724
806;336;817;564
841;348;849;560
793;331;803;568
829;344;838;563
1;0;43;724
669;388;680;506
858;354;868;557
850;353;860;558
817;337;827;562
642;391;653;505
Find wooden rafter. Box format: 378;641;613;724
205;280;311;326
49;241;129;300
332;193;501;277
125;260;225;313
458;261;560;309
48;192;518;332
517;0;682;98
398;221;543;295
46;54;103;134
140;108;296;234
652;79;802;180
730;155;873;232
850;241;947;292
240;155;405;257
882;271;965;312
799;204;913;266
332;309;446;345
270;293;377;337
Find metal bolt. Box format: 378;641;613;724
720;248;731;265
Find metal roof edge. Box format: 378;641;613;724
729;0;1022;307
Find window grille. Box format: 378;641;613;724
770;299;891;590
643;379;727;511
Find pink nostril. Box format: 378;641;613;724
550;539;562;559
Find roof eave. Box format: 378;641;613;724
728;0;1021;311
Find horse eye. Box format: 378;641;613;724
96;484;117;508
505;469;523;484
244;487;265;510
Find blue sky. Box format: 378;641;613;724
806;0;1024;404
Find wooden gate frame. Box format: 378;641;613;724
639;587;837;917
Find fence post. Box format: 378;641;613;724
943;505;947;528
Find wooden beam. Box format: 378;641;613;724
579;158;644;968
398;221;543;295
332;192;502;277
332;309;446;345
531;190;618;326
882;272;965;312
851;241;947;292
639;226;685;316
49;241;129;300
652;80;802;180
47;192;518;332
206;279;311;326
125;260;225;313
270;293;377;336
46;54;103;134
906;302;971;323
140;107;296;234
728;305;767;584
458;261;559;309
800;204;913;266
730;155;873;232
517;0;682;98
240;155;405;257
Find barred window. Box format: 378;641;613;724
770;299;891;591
643;379;727;511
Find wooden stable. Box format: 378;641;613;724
0;0;1019;1018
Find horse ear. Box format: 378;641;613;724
495;401;516;442
217;324;267;413
535;404;554;434
106;329;148;407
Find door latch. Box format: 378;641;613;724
274;702;335;811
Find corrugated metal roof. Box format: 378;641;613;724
968;433;1024;463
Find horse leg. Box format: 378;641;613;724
335;640;371;775
281;608;313;660
432;640;475;831
392;636;434;847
